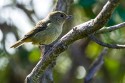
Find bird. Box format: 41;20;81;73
10;11;70;48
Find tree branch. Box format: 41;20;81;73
88;34;125;49
84;48;108;83
97;22;125;34
53;0;73;13
25;0;121;83
88;22;125;49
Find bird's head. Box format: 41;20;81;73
48;11;71;24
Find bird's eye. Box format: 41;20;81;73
60;14;64;18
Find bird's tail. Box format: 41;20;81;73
10;40;24;48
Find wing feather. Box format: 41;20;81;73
23;20;51;40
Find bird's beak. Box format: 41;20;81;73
66;15;72;20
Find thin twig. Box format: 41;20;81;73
97;22;125;34
88;34;125;49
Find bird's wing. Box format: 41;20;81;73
23;20;51;40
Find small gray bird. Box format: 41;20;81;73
10;11;70;48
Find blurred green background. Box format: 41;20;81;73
0;0;125;83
